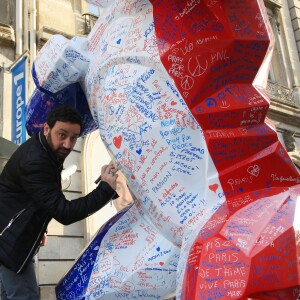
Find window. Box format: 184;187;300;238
265;2;288;87
88;4;100;16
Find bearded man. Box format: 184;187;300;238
0;105;118;300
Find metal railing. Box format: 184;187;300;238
82;13;98;35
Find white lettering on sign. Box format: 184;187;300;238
14;71;25;144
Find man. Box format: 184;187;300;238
0;105;118;299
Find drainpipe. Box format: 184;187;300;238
16;0;23;57
30;0;38;275
0;64;4;137
29;0;37;95
23;0;29;114
24;0;29;52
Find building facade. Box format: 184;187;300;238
0;0;299;298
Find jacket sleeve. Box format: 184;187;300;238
19;159;118;225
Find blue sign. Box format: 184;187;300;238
11;56;27;144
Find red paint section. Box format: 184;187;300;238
151;0;300;298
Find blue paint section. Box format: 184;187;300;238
55;207;130;299
26;68;97;137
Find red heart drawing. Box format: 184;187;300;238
209;184;218;193
159;262;164;266
171;101;177;106
113;136;122;149
131;174;135;180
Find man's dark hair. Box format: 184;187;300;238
46;105;83;130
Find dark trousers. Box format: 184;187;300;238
0;261;39;300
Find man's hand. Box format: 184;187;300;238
100;164;118;190
40;233;47;247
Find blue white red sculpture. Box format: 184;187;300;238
26;0;300;299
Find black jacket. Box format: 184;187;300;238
0;132;117;273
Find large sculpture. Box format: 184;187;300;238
26;0;300;299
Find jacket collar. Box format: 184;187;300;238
38;131;50;152
38;131;64;169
